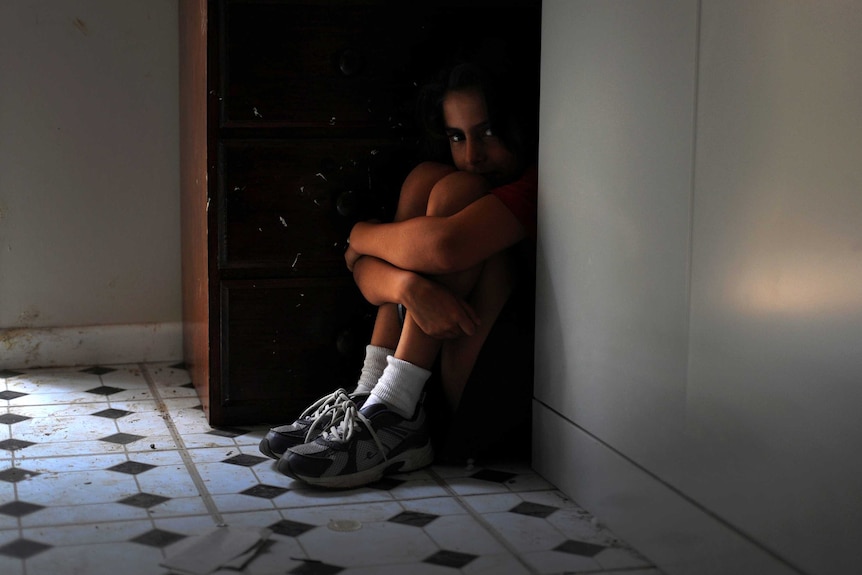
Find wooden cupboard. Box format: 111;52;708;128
179;0;541;426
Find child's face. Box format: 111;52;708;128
443;88;521;186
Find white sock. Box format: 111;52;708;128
364;356;431;418
353;345;395;395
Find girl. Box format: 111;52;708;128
262;58;539;488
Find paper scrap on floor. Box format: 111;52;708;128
160;525;272;575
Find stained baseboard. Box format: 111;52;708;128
0;322;183;369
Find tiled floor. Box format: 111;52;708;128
1;362;664;575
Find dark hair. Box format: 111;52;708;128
416;43;539;168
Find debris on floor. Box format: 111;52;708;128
160;525;272;574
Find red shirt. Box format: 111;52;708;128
490;165;538;242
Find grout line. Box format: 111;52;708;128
426;467;542;575
139;363;225;525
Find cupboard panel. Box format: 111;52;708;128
219;140;408;273
219;278;374;423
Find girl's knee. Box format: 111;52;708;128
426;171;489;217
395;162;456;221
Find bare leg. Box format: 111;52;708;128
369;162;456;351
440;250;516;411
392;171;491;369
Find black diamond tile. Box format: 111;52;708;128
131;528;186;548
0;413;31;425
0;370;24;378
510;501;558;518
0;439;36;452
91;408;133;419
180;382;195;389
368;476;405;490
0;501;45;518
170;362;188;370
108;461;156;475
269;519;315;537
388;510;438;527
0;390;27;400
85;385;125;396
81;366;117;376
289;560;344;575
241;484;289;499
223;453;268;467
423;549;477;568
118;493;171;509
554;539;607;557
0;538;52;559
471;469;517;483
208;427;249;438
100;432;145;445
0;467;40;483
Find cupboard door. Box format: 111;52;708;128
219;140;409;273
219;278;374;424
220;1;421;129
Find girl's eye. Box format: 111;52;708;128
448;132;464;143
483;127;495;137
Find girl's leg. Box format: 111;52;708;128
439;249;515;411
369;162;456;351
389;170;491;368
368;171;492;416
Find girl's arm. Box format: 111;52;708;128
348;193;525;275
351;256;480;339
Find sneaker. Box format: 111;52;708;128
258;389;369;459
278;400;434;489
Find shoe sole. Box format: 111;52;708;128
283;441;435;489
258;438;282;460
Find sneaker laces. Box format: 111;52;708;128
299;388;350;420
320;400;388;462
299;389;352;442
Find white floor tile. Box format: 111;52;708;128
22;519;155;546
520;547;602;573
20;502;148;528
16;470;140;507
424;514;509;555
280;500;403;526
480;509;568;553
24;543;165;575
0;363;666;575
14;452;128;474
463;553;533;575
299;520;439;567
0;556;24;575
400;496;467;517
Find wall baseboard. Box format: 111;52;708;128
0;323;183;369
532;401;802;575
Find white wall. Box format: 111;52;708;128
535;2;862;575
0;1;181;367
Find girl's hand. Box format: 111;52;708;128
344;244;361;272
405;277;480;339
345;219;382;272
